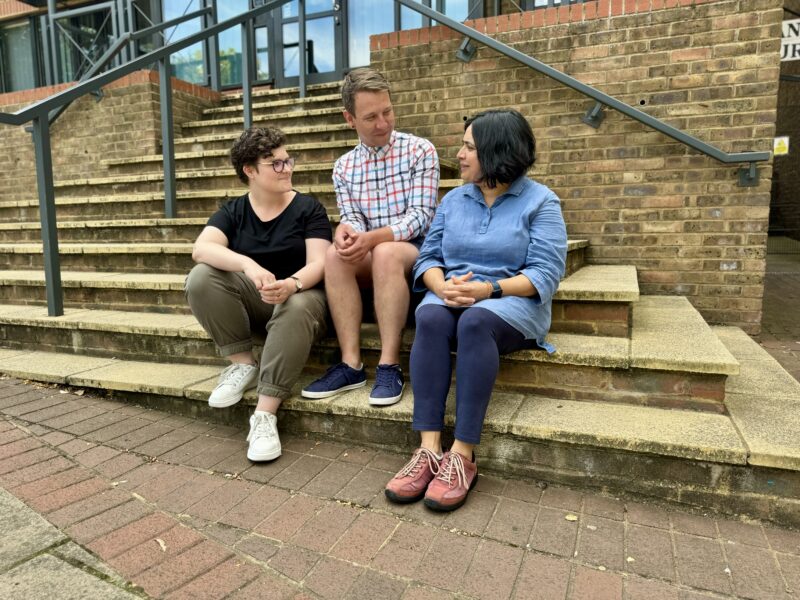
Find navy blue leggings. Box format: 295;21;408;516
410;304;532;445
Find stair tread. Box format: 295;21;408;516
182;106;342;129
175;123;353;146
554;265;639;301
0;346;748;466
0;218;205;231
204;93;341;115
221;81;340;101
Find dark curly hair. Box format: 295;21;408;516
464;109;536;189
230;127;287;185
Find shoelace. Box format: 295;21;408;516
374;366;398;388
436;452;468;489
397;447;440;479
316;362;352;386
247;413;276;443
219;363;252;387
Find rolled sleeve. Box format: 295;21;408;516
520;191;568;305
389;140;440;241
411;203;446;291
333;158;367;233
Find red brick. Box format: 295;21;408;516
716;518;768;547
67;499;154;544
156;472;226;513
415;529;479;592
186;478;261;522
577;515;624;570
93;452;145;479
9;466;89;500
108;524;205;577
348;570;406;600
234;534;280;563
624;576;680;600
459;539;523;599
58;439;96;456
304;557;364;599
254;494;324;541
372;522;437;579
42;485;125;524
571;565;623;599
134;539;233;597
165;557;261;600
0;426;26;446
625;524;676;580
673;533;733;595
725;544;786;599
291;502;360;553
3;394;67;417
513;552;570;600
485;498;538;546
330;511;398;564
88;512;176;558
529;507;579;558
40;431;74;445
74;445;121;468
0;437;42;461
132;463;197;503
219;485;290;530
268;545;321;581
226;574;297;599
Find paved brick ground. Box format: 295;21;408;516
1;377;800;599
756;252;800;383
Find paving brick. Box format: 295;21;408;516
201;522;248;547
234;534;280;563
577;515;625;571
218;484;290;530
540;486;584;512
41;405;108;429
160;436;218;464
304;556;365;599
673;533;733;595
114;462;178;492
529;507;579;558
184;439;245;470
671;512;717;538
108;524;205;577
240;450;301;483
186;478;261;522
502;479;544;504
0;436;42;461
134;539;233;597
19;402;85;424
87;512;177;558
625;501;671;529
443;491;499;536
725;543;787;599
415;529;479;592
111;422;176;451
84;416;152;443
570;565;622;600
165;557;262;600
67;499;154;544
307;440;348;459
513;552;571;600
254;493;324;541
369;451;408;473
301;460;362;497
459;538;523;600
474;473;508;496
0;446;59;477
226;574;297;599
207;450;253;476
9;466;90;500
93;452;145;479
269;454;332;490
339;446;378;465
44;486;128;525
75;444;122;468
62;412;123;436
131;463;197;502
156;472;226;514
1;455;73;487
337;466;391;506
625;524;676;581
715;518;769;547
584;495;625;520
40;431;74;446
764;526;800;554
346;569;407;600
0;426;25;446
624;576;680;600
485;497;538;546
291;502;360;553
330;511;399;564
132;428;200;458
401;585;457;600
372;521;437;579
3;394;67;417
776;553;800;594
268;545;322;581
58;438;96;456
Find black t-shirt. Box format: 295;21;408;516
207;191;332;281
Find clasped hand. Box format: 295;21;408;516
334;224;370;263
439;272;488;307
244;265;293;305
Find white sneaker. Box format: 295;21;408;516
247;411;281;462
208;363;258;408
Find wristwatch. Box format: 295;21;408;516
290;276;303;292
490;281;503;299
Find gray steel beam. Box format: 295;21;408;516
298;0;306;98
242;19;254;129
159;58;177;219
205;0;221;92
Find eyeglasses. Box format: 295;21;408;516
257;157;296;173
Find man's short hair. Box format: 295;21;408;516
464;109;536;189
341;68;392;116
230;126;287;185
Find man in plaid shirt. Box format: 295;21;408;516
302;68;440;406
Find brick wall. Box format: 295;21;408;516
371;0;782;333
773;0;800;240
0;70;219;202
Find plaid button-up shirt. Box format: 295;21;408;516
333;131;440;242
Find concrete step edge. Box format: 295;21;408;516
554;265;639;302
221;81;340;101
204;93;342;115
0;218;205;232
174;123;353;146
182;106;342;129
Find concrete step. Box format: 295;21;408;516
0;218;205;243
174;123;356;153
0;243;193;273
101;140;361;175
219;81;341;105
203;92;341;116
180;107;344;136
0;325;792;526
0;295;736;411
0;256;606;321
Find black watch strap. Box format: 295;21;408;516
490;281;503;299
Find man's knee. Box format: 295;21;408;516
371;242;414;274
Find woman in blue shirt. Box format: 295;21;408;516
385;109;568;511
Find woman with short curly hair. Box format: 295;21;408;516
185;126;331;462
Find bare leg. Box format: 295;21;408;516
371;242;419;365
227;351;256;366
256;394;281;414
451;440;475;460
420;431;443;455
324;244;371;368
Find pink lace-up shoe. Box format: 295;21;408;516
423;450;478;511
385;447;442;503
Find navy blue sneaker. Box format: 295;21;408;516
369;364;405;406
301;362;367;399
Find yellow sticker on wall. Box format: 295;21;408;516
774;136;790;156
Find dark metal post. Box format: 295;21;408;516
159;57;177;218
47;0;61;84
31;115;64;317
205;0;221;91
242;19;254;129
298;0;306;98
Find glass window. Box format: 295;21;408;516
0;19;38;92
401;1;424;30
283;0;332;18
348;0;393;68
164;0;205;84
442;0;470;21
255;26;269;81
217;0;249;86
282;17;335;77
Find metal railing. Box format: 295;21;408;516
0;0;772;318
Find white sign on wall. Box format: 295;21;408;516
783;18;800;62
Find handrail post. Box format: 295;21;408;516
159;57;177;219
242;19;254;129
31;114;64;317
298;0;306;99
205;0;221;92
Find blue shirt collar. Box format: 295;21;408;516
464;175;529;204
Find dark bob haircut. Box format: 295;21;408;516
464;109;536;189
230;126;287;185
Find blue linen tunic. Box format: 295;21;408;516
413;176;568;351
